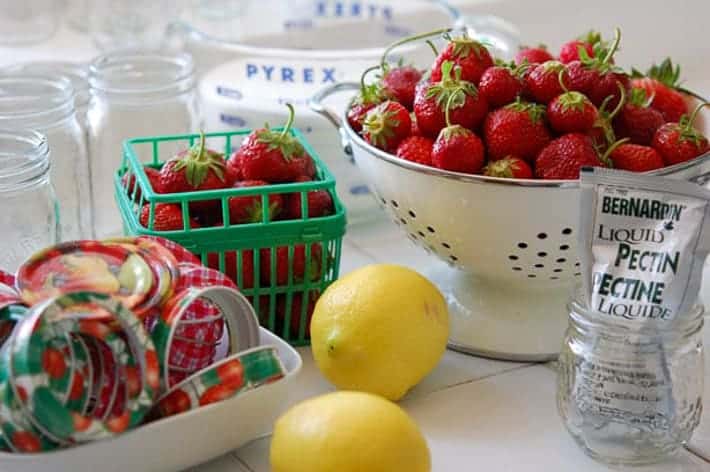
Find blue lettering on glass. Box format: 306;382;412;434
334;2;343;17
382;6;392;20
316;1;326;16
368;4;377;18
216;86;243;101
262;65;275;81
351;3;361;16
282;67;295;82
303;68;314;83
322;68;336;83
246;64;258;78
220;114;247;127
350;185;371;195
313;2;393;21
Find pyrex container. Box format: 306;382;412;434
173;0;520;223
311;85;710;362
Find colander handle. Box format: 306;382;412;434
309;82;360;161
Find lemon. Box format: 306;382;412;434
311;264;449;401
270;391;431;472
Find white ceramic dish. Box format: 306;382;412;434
0;328;302;472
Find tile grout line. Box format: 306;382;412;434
684;444;710;464
230;451;257;472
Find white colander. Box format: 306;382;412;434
311;83;710;361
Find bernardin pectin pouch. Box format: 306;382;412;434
579;167;710;325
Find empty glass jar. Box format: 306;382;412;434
0;130;58;271
558;298;705;465
88;51;200;238
0;0;59;45
0;76;91;242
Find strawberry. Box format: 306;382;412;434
565;60;598;96
396;135;434;166
430;33;494;84
631;58;689;122
479;62;525;108
121;167;162;201
609;140;664;172
414;61;488;138
483;156;533;179
228;180;284;224
548;90;598;134
362;100;411;152
410;112;422;136
277;292;319;339
613;88;665;145
207;250;255;289
582;29;629;109
286;176;334;219
484;99;551;162
139;203;199;231
229;104;310;182
588;88;626;150
381;65;422;110
431;96;485;174
158;133;231;208
347;65;384;132
260;244;323;286
535;133;607;179
525;61;569;104
558;30;603;64
514;45;554;65
652;103;710;166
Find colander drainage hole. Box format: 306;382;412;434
562;228;573;235
534;264;544;268
513;267;522;271
391;200;399;208
554;269;563;273
528;274;536;278
560;245;570;251
450;256;458;262
509;255;519;261
575;262;581;267
381;197;386;205
574;272;581;276
537;252;547;257
427;226;435;233
442;243;451;249
409;210;416;218
418;231;426;238
518;242;528;249
556;258;567;263
400;218;407;225
550;276;559;280
537;233;547;239
409;233;418;240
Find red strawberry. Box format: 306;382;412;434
291;154;316;179
158;133;231;204
362;100;412;152
483;156;533;179
609;141;664;172
228;180;284;224
396;135;434;166
260;244;322;286
559;30;602;64
286;176;334;219
525;61;569;104
587;87;626;150
432;125;485;174
631;58;689;122
535;133;607;179
484;100;551;162
121;167;162;200
410;112;422;136
414;61;488;138
652;103;710;166
582;29;629;109
514;45;554;65
565;60;598;96
139;204;199;231
347;67;383;132
548;91;598;134
381;65;422;110
431;33;494;84
277;292;319;339
229;104;310;182
207;250;255;289
613;88;665;145
479;63;525;108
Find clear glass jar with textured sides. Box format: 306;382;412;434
558;298;704;465
88;51;200;238
0;76;91;242
0;130;59;271
0;0;59;45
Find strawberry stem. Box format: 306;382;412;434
558;68;569;93
601;27;621;65
360;65;381;95
380;28;452;69
279;103;296;140
196;131;206;160
607;82;627;120
601;137;630;163
425;40;439;57
686;102;710;128
444;90;457;128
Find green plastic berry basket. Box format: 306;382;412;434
114;129;347;346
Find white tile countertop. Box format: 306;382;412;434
183;213;710;472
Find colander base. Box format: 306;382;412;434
427;267;571;362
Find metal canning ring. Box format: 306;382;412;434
153;345;285;420
136;236;201;266
152;286;260;392
4;292;159;444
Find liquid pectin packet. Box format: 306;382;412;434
579;167;710;325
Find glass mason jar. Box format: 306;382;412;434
88;51;200;239
5;62;90;130
89;0;180;51
558;298;705;465
0;130;59;271
0;0;59;45
0;76;91;242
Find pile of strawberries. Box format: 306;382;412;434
348;29;709;179
122;105;335;231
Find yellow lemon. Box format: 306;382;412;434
270;391;431;472
311;264;449;401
